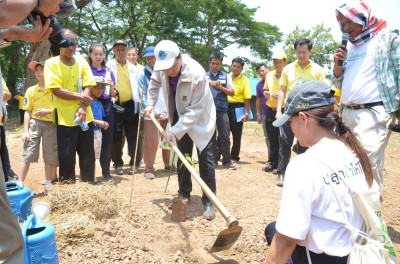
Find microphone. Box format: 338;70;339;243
338;33;349;67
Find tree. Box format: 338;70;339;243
283;24;338;73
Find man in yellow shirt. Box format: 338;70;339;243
18;61;57;193
262;53;288;174
227;57;251;163
14;91;25;125
107;40;140;175
45;29;96;184
275;39;326;186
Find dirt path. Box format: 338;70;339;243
5;119;400;263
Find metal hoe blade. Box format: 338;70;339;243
209;226;243;253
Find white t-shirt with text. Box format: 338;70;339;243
276;140;375;256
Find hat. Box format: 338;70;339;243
93;76;107;86
28;61;45;70
112;40;127;49
153;40;180;71
143;46;155;57
272;52;287;60
273;81;336;127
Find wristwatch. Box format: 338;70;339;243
0;30;11;49
245;113;249;117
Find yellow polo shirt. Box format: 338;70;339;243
23;84;53;122
264;71;285;109
16;96;24;109
280;60;326;100
116;62;132;102
1;78;8;126
45;55;96;126
228;73;251;103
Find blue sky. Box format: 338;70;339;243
223;0;400;65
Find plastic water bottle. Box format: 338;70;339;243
104;72;111;97
74;114;88;131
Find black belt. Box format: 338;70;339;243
345;101;383;110
120;99;134;106
269;107;284;111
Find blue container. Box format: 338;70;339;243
6;182;36;222
22;214;59;264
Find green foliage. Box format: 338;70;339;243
60;0;282;69
283;24;338;72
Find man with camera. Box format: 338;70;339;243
0;0;61;262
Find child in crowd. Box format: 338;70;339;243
18;61;58;194
14;91;25;125
90;76;109;181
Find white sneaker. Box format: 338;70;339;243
144;172;155;179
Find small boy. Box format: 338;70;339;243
91;76;110;181
18;61;58;194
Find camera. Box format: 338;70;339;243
389;124;400;133
27;11;72;56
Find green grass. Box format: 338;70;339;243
242;121;265;138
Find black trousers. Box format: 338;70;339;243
19;109;25;125
265;222;348;264
214;110;231;164
277;120;307;175
57;122;95;183
177;133;217;204
0;126;6;182
264;108;281;166
228;103;244;161
99;99;114;175
111;100;139;167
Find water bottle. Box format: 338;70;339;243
74;114;88;131
104;71;111;97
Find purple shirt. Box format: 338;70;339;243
90;65;116;100
169;70;181;96
256;79;268;115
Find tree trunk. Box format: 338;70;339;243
6;42;23;101
206;18;214;49
24;41;51;90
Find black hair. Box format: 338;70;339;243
232;57;245;67
209;52;224;62
294;39;313;50
256;63;268;72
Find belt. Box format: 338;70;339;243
120;99;133;106
345;101;383;110
269;107;284;111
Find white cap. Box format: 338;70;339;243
153;40;180;71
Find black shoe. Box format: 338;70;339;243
263;165;276;172
223;162;237;170
276;174;284;187
272;169;278;175
103;174;113;181
177;193;190;201
7;169;18;179
203;201;216;220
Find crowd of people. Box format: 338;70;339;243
1;0;399;263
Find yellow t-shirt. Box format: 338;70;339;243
1;78;8;126
23;84;53;122
45;55;96;126
17;96;24;109
116;62;132;102
264;71;285;109
228;73;251;103
280;60;326;100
